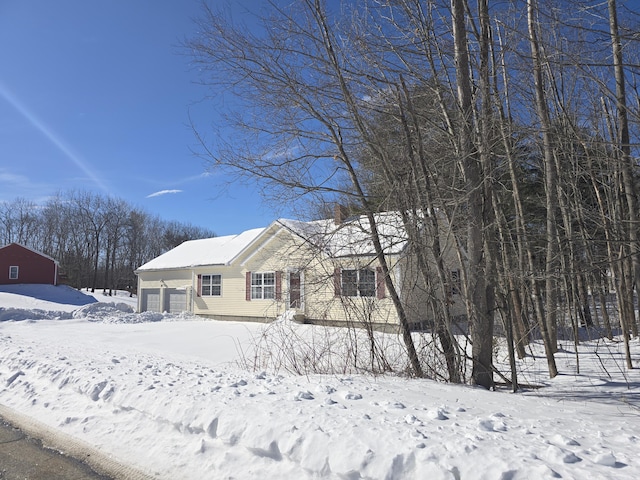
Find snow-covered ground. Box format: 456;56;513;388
0;284;638;479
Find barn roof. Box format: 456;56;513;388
0;242;58;263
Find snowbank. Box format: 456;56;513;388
0;286;638;479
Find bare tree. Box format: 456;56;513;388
526;0;559;377
189;0;427;376
607;0;635;368
1;190;215;292
189;0;640;384
0;198;38;246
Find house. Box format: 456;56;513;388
0;243;59;286
135;210;464;329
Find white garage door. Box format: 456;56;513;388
165;289;187;313
142;289;161;312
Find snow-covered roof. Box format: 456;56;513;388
137;212;413;272
136;227;266;271
279;211;409;257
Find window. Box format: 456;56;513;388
201;274;221;296
251;272;275;300
341;268;376;297
341;269;358;296
9;266;18;280
450;269;461;296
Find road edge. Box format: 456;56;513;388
0;403;156;480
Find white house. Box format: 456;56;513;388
135;211;464;329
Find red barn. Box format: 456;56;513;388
0;243;58;286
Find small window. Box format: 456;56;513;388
341;268;375;297
9;266;18;280
201;274;221;296
251;272;275;300
341;269;358;297
450;269;461;295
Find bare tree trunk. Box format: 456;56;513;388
608;0;636;368
394;79;462;383
452;0;493;389
310;1;424;377
527;0;558;377
494;25;533;358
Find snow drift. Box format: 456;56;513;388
0;285;638;479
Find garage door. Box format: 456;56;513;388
142;289;161;312
165;289;187;313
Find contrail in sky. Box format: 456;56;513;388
147;189;182;198
0;81;110;194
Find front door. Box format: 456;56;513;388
289;271;301;309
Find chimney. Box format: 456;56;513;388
334;203;348;225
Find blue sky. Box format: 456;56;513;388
0;1;279;236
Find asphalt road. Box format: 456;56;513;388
0;417;112;480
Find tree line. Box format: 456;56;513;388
0;191;215;294
189;0;639;387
